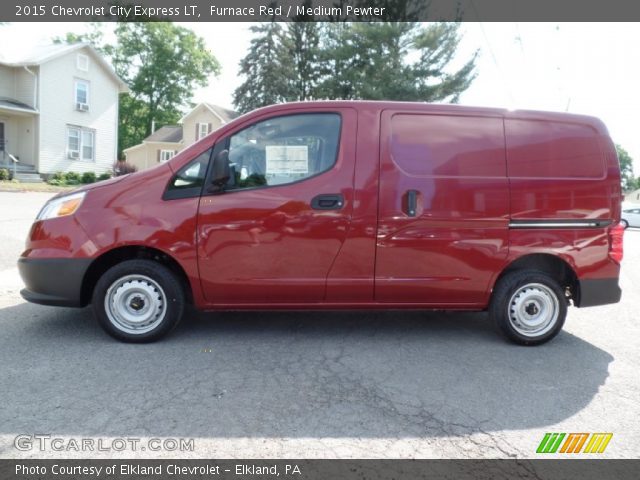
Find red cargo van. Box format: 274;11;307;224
18;101;623;344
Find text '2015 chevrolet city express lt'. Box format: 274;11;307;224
18;101;624;344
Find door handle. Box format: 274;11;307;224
405;190;418;217
311;194;344;210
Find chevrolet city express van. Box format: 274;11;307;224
18;101;624;345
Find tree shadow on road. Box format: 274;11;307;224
0;302;613;440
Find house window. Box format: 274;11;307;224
160;150;175;162
75;80;89;109
82;130;94;161
67;126;94;161
197;123;210;140
67;128;80;157
77;54;89;72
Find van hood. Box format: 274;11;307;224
49;174;128;200
50;162;173;201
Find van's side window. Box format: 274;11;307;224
389;114;505;177
224;113;341;191
163;148;212;200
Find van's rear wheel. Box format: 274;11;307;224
92;260;184;342
489;270;567;346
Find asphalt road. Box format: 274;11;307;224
0;191;638;459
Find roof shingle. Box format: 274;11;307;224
144;126;183;143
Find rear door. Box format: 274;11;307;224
375;111;509;306
196;108;358;305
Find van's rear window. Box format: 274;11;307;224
506;119;604;179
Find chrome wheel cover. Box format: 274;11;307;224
104;274;167;334
508;283;559;337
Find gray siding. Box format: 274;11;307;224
0;65;37;108
37;47;119;174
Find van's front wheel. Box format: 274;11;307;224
92;260;184;342
489;270;567;345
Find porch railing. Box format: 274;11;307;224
0;140;18;178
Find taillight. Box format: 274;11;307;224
608;223;625;264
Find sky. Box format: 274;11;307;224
1;22;639;171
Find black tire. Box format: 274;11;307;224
489;269;567;346
621;219;629;229
92;259;185;342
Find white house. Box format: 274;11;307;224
624;188;640;204
124;102;238;171
0;43;128;179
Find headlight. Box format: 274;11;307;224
36;192;86;221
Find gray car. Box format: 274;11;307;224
622;207;640;228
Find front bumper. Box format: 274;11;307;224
18;257;92;307
575;277;622;308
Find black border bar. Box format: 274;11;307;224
2;459;640;480
5;0;640;22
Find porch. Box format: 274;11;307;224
0;98;39;181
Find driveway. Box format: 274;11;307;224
0;191;638;458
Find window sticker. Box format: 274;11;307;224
265;145;309;175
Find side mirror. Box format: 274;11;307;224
209;149;230;194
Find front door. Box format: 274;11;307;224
197;108;358;305
375;111;510;306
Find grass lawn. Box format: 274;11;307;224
0;181;76;193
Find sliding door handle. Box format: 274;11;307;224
405;190;418;217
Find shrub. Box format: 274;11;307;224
113;161;137;177
63;171;81;185
97;172;111;181
0;168;10;181
81;171;96;184
47;178;64;186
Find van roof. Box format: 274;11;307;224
250;100;609;135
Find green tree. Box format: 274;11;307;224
616;144;637;191
317;22;476;102
112;23;219;154
411;23;477;101
55;23;220;156
52;22;110;55
234;22;477;112
315;23;355;99
233;23;294;113
233;9;323;111
282;1;322;101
